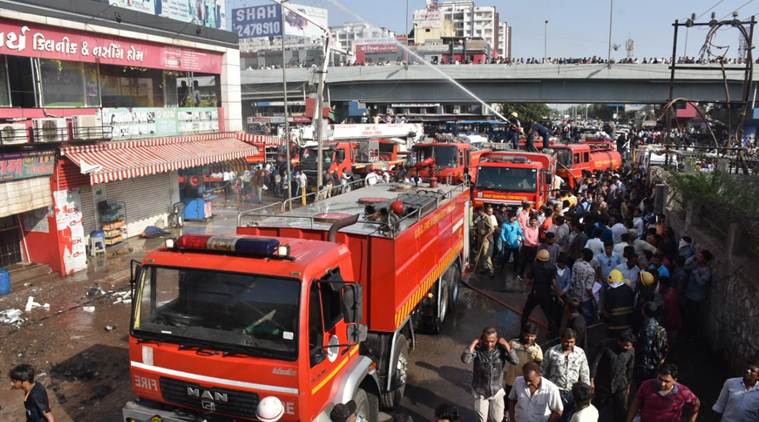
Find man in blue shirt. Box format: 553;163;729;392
500;210;523;279
593;242;623;285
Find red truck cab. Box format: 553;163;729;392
408;141;488;183
473;151;556;208
299;139;401;179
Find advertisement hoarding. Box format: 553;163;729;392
282;4;327;38
229;2;328;40
231;4;282;38
109;0;226;30
414;10;443;29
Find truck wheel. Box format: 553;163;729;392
354;387;379;422
431;278;449;334
448;262;461;311
379;335;409;410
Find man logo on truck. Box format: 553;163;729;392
187;387;228;411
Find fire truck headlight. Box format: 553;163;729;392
257;396;285;422
164;238;175;249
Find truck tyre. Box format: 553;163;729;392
354;387;379;422
448;262;461;311
379;334;408;410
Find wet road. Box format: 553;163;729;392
391;273;542;421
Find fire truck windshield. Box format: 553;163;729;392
476;167;538;193
416;146;458;168
132;266;300;360
555;148;572;168
300;147;334;170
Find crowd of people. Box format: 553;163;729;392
461;162;758;422
246;55;754;71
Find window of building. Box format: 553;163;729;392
7;56;35;108
175;73;221;108
0;56;11;107
100;65;164;108
39;59;99;107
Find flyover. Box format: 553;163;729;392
241;63;756;104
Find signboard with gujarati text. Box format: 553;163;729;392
0;152;55;182
0;18;223;73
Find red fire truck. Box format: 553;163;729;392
299;139;403;179
552;141;622;189
406;140;489;184
122;183;470;421
473;151;556;208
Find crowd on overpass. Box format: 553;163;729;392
245;55;755;71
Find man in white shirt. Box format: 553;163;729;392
610;218;627;245
509;361;563;422
570;382;598;422
712;363;759;422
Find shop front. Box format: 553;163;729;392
0;151;56;268
45;133;258;275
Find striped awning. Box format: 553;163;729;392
61;133;261;185
237;133;284;147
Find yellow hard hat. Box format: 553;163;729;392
511;112;519;118
608;268;624;284
536;249;550;262
639;271;655;287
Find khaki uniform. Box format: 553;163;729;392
475;214;495;274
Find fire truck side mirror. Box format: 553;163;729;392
340;283;363;324
346;323;368;345
129;260;142;300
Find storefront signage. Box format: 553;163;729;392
356;43;399;54
0;18;222;73
0;152;55;182
102;107;220;139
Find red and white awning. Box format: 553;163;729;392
61;133;261;185
236;132;284;146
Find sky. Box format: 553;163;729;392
228;0;759;59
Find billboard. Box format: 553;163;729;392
231;4;282;38
108;0;226;30
414;9;443;29
282;4;327;39
229;2;328;40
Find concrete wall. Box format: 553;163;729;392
667;204;759;372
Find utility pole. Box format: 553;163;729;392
544;20;548;61
280;0;292;204
607;0;614;67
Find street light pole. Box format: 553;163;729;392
607;0;614;67
280;0;292;204
544;20;548;61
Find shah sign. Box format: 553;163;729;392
232;4;282;38
0;18;223;73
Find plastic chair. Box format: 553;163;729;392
90;231;106;257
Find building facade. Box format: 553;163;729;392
499;21;512;59
330;22;396;57
0;0;259;277
435;1;499;55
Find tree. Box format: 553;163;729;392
499;103;551;123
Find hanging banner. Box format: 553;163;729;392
0;18;223;73
102;107;220;139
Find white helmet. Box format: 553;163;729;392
256;396;285;422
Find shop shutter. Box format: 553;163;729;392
78;185;97;237
0;177;53;219
102;172;179;238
